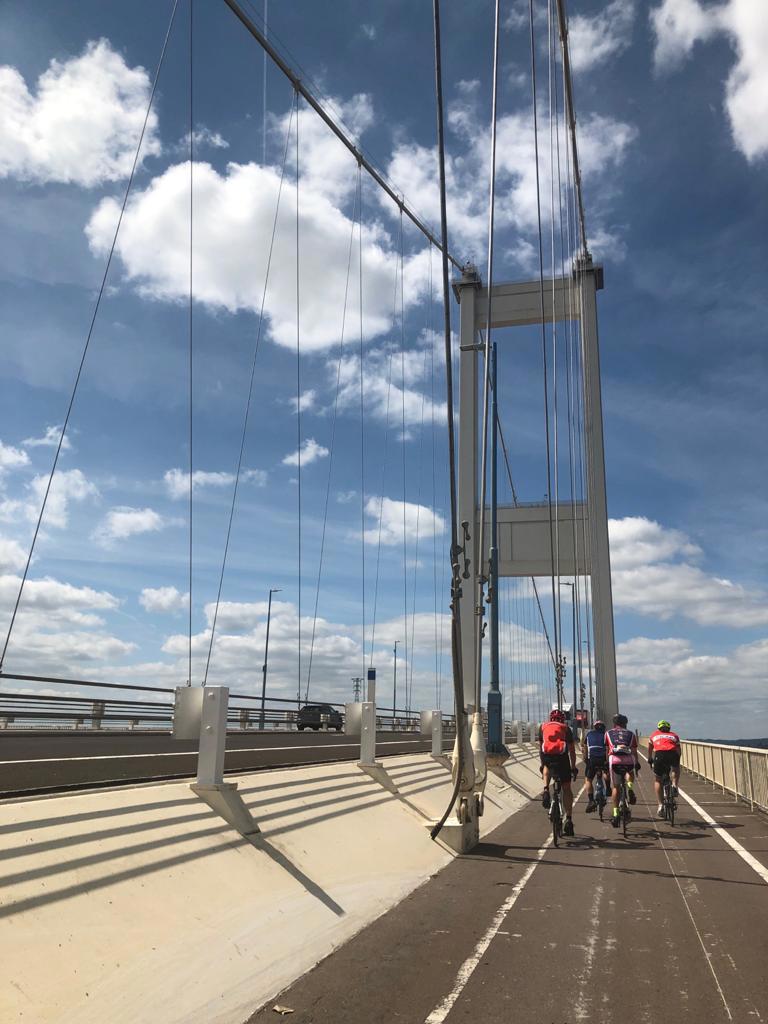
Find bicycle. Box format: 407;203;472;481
614;770;631;837
592;768;608;821
660;770;677;827
550;776;564;847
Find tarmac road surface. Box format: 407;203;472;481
246;764;768;1023
0;730;434;796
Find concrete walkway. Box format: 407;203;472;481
247;765;768;1023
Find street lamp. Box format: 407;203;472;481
559;581;577;724
393;640;400;731
260;587;282;729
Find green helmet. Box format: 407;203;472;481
657;720;671;730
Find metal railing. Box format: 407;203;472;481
680;740;768;814
0;673;455;735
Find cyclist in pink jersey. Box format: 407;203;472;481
605;713;640;828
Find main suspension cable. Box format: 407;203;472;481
0;0;181;673
188;0;195;686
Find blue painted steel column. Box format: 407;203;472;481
487;344;507;756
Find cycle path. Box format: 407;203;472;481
246;765;768;1023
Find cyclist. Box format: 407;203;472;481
581;720;608;813
605;713;640;828
539;709;578;836
648;720;681;817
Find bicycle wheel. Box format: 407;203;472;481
552;799;561;847
621;791;629;837
668;790;675;828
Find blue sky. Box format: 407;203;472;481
0;0;766;739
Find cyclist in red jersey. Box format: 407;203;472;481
539;709;578;836
648;720;681;817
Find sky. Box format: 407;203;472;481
0;0;766;740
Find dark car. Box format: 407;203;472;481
297;703;343;732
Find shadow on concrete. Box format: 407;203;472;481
250;834;345;917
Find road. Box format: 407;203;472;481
246;763;768;1023
0;730;434;796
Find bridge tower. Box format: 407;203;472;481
455;257;619;724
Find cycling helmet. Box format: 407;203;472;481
593;720;605;731
612;713;628;727
657;720;671;731
549;709;566;723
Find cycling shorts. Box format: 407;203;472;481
651;750;680;777
541;752;573;784
585;757;608;780
609;759;634;788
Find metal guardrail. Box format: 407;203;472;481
0;676;456;735
679;739;768;814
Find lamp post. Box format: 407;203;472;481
393;640;400;730
559;581;577;727
260;587;281;729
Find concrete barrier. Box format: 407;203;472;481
0;749;542;1024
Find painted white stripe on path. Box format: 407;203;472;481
423;834;553;1024
641;753;768;886
424;783;586;1024
1;740;425;766
677;787;768;885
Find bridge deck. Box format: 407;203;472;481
247;766;768;1023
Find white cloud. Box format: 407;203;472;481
93;506;167;545
290;389;317;413
26;468;98;529
385;92;636;260
361;24;377;40
569;0;636;72
0;441;30;474
139;586;189;614
610;516;768;627
0;537;27;574
363;496;446;546
181;126;229;151
609;516;702;569
21;425;71;450
282;438;329;467
336;489;357;504
651;0;768;161
163;467;267;499
0;39;160;186
617;634;768;738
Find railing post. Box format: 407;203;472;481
731;748;738;801
431;710;443;758
359;702;376;767
745;750;755;811
92;700;105;730
239;709;249;731
719;746;726;793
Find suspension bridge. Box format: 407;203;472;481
1;1;767;1022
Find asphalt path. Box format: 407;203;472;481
0;731;433;796
246;764;768;1023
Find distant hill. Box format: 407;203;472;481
694;737;768;749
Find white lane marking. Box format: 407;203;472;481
677;788;768;886
423;835;553;1024
0;740;425;766
646;788;734;1019
424;782;586;1024
641;754;768;886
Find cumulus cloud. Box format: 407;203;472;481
282;438;329;467
0;441;30;475
180;126;229;151
0;39;160;186
290;389;317;414
609;516;768;627
139;586;189;614
26;469;98;529
385;88;636;260
363;496;446;546
0;537;27;574
93;506;168;545
22;425;71;450
163;467;267;499
651;0;768;160
617;634;768;738
569;0;636;72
